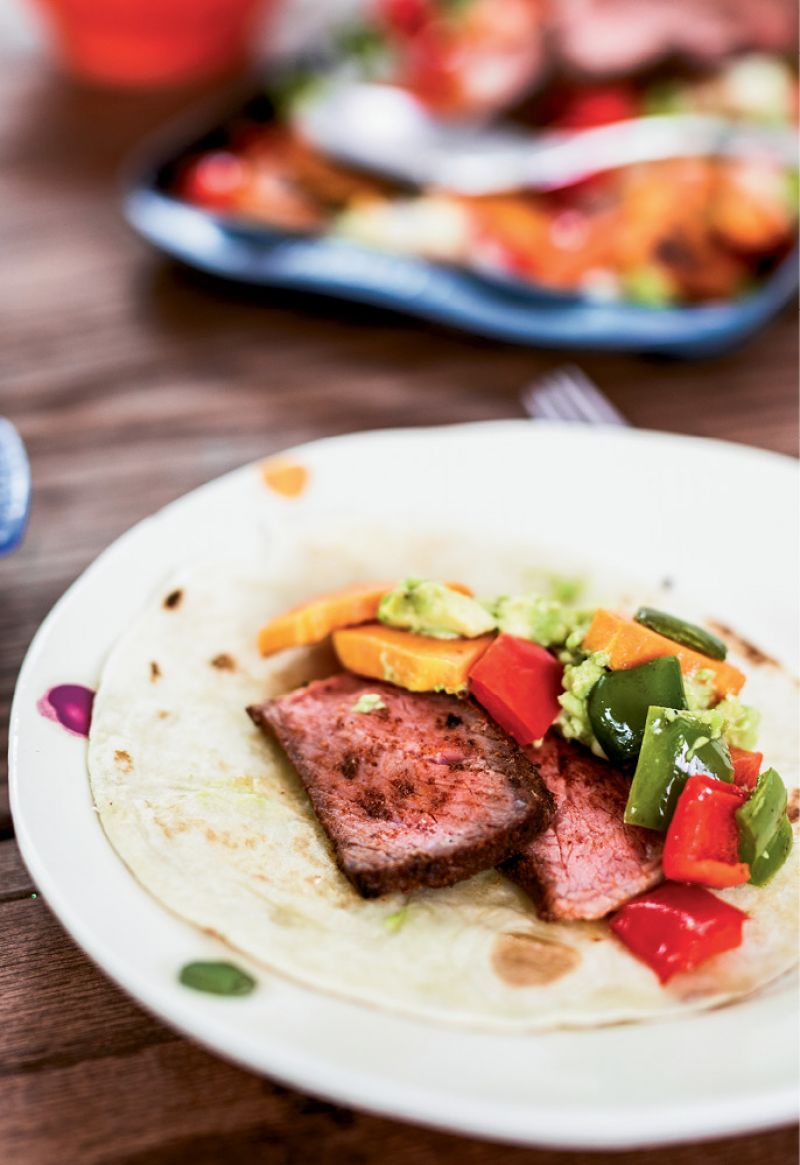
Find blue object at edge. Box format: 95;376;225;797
0;419;31;556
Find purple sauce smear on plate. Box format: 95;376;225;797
37;684;95;738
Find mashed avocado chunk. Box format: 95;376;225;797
492;595;570;646
683;668;759;749
378;578;496;639
352;693;387;714
556;651;609;757
716;695;760;750
490;594;593;652
683;668;717;710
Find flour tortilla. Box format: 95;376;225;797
88;521;799;1030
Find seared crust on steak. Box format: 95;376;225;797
504;734;663;921
248;674;554;898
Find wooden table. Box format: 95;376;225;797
1;51;797;1165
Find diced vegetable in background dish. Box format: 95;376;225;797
621;265;678;307
587;656;686;765
468;634;563;747
378;578;493;639
333;623;493;693
712;160;795;253
583;610;745;698
551;83;639;130
633;607;728;661
663;774;749;888
624;707;733;831
610;883;747;984
736;768;793;886
730;747;763;790
258;581;397;655
180;151;251;210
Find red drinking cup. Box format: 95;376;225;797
34;0;273;87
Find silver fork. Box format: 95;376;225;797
521;365;630;427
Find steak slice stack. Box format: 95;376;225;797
248;673;554;898
504;733;663;920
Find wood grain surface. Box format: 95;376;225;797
0;50;798;1165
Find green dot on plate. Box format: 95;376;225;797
178;960;256;996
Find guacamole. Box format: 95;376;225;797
491;594;593;656
378;579;496;639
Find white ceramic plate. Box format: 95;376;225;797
10;422;800;1150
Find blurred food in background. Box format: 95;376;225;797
344;0;797;117
361;0;549;118
552;0;797;79
176;50;798;307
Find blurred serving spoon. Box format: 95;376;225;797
295;81;799;195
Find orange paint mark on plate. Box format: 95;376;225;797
260;458;309;498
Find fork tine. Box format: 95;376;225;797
523;373;590;423
553;374;600;423
521;366;629;427
559;365;628;425
520;374;579;421
522;376;581;422
526;392;569;422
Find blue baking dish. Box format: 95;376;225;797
122;88;798;357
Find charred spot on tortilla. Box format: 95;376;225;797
211;653;236;671
114;749;133;773
787;788;800;824
445;712;463;728
163;588;183;610
249;674;554;899
707;620;779;667
491;932;580;987
149;661;161;681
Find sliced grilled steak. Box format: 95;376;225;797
248;673;554;898
504;734;663;921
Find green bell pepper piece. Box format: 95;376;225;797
634;607;728;661
736;768;793;886
624;707;733;831
587;656;686;765
748;816;793;886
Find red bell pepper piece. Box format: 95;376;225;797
663;773;750;888
610;882;748;984
468;634;563;747
730;747;763;791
